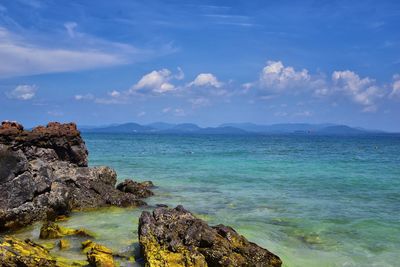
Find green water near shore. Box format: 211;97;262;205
10;133;400;266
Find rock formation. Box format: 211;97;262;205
116;179;154;198
138;205;282;267
82;240;116;267
0;235;87;266
0;121;153;231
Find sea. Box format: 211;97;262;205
13;133;400;266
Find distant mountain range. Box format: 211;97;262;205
80;122;389;135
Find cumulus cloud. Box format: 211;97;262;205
390;74;400;98
259;60;310;91
189;73;223;88
332;70;383;111
7;84;37;100
131;69;176;94
243;60;392;112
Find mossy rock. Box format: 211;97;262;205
0;236;87;267
40;221;95;239
58;239;70;250
82;240;116;267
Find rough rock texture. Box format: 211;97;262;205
39;222;94;239
116;179;154;198
0;121;151;232
0;236;58;266
0;236;86;267
139;206;282;267
82;240;115;267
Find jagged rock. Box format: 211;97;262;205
0;235;86;266
0;236;57;266
139;206;282;267
39;222;94;239
117;179;154;198
82;240;115;267
0;121;153;232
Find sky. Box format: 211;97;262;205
0;0;399;131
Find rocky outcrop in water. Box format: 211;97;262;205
116;179;154;198
0;121;153;232
138;205;282;267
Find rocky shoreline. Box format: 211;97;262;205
0;121;282;266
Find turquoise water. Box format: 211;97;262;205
13;133;400;266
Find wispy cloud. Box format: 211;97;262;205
0;26;174;78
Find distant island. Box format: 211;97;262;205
80;122;391;135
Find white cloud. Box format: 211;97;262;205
0;26;171;78
64;22;78;38
390;74;400;98
259;60;310;91
74;94;94;101
131;69;176;94
7;84;37;100
95;90;127;104
162;107;186;116
189;73;223;88
109;90;121;98
175;67;185;80
332;70;383;109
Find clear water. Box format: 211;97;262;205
11;133;400;266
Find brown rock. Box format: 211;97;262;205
139;205;282;267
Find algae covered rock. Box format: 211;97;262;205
58;239;70;250
0;236;57;266
82;240;115;267
40;221;94;239
139;205;282;267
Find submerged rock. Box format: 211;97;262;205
117;179;155;198
0;121;153;231
82;240;115;267
139;205;282;267
40;222;94;239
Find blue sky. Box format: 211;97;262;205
0;0;399;131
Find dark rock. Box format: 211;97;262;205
0;121;153;232
138;205;282;267
116;179;154;198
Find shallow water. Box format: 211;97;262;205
11;133;400;266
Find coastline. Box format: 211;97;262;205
0;122;282;267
